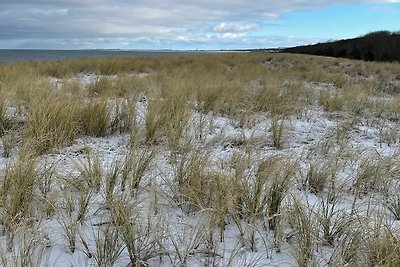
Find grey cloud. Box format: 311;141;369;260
0;0;397;48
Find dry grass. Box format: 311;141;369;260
0;153;39;231
79;98;110;137
23;94;79;155
0;52;399;266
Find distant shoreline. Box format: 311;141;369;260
0;49;207;64
0;48;276;64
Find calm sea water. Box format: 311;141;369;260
0;49;203;63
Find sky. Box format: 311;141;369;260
1;0;400;50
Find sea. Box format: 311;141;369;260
0;49;207;64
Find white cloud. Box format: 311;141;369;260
0;0;398;48
218;32;245;40
213;22;260;33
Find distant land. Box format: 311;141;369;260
0;49;262;64
283;31;400;62
0;49;211;64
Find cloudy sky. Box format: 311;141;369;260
1;0;400;50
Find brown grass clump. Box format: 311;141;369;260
24;94;80;155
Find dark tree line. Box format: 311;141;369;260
283;31;400;62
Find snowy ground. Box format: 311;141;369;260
0;70;399;267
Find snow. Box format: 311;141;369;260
0;74;399;266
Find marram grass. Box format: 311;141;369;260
0;52;399;266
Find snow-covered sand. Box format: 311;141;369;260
1;68;399;266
